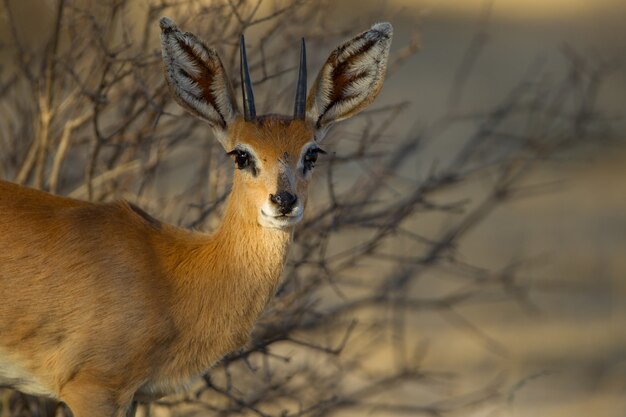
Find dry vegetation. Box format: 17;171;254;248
0;0;620;416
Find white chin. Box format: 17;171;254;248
258;211;303;229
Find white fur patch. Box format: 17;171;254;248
0;350;56;398
259;202;304;229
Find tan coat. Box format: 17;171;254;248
0;17;392;417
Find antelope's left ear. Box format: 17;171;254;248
306;23;393;139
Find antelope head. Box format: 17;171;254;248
160;18;392;229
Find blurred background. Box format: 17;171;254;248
0;0;624;416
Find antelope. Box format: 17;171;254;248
0;17;392;417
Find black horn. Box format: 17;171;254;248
240;35;256;121
293;38;307;120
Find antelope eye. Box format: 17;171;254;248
302;147;326;174
227;149;252;170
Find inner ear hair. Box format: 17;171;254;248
160;17;238;145
306;22;393;132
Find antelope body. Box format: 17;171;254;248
0;17;392;417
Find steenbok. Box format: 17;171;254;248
0;17;392;417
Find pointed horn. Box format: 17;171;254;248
240;34;256;121
293;38;307;120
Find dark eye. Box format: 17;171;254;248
303;147;326;174
227;149;253;171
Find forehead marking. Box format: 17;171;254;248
277;166;292;191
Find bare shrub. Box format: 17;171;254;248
0;0;619;416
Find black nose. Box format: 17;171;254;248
270;191;297;214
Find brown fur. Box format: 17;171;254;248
0;117;315;416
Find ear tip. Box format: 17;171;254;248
159;17;177;33
370;22;393;38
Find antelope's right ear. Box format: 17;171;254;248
160;17;238;148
